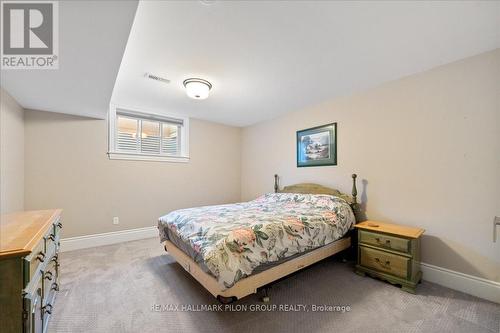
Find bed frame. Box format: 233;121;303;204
163;174;358;303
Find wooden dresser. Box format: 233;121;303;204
0;210;62;333
354;220;424;293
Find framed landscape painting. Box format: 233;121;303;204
296;123;337;167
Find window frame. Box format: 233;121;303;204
107;104;190;163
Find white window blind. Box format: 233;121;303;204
161;123;179;155
113;110;184;158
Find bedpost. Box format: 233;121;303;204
351;174;358;206
274;174;279;193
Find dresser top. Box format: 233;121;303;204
0;209;62;259
355;220;425;239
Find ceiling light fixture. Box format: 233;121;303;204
183;78;212;100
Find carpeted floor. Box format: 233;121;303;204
48;238;499;333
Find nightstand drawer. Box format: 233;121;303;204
359;230;410;253
359;246;409;278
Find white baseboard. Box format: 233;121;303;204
421;262;500;304
60;226;158;252
60;228;499;303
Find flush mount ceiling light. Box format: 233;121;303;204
183;78;212;100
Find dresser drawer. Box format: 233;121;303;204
42;256;58;332
43;254;58;299
44;231;59;260
53;217;63;236
359;230;410;253
359;246;409;278
23;240;47;287
23;273;44;333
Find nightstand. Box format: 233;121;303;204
354;220;425;293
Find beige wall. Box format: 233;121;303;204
15;49;500;282
0;88;24;214
241;49;500;282
24;111;241;238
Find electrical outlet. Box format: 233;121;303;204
113;217;119;225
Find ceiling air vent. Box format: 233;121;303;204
145;72;170;84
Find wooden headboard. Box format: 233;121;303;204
273;174;358;210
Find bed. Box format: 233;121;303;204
158;174;358;303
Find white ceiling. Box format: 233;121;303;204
111;0;500;126
1;1;499;126
0;1;138;118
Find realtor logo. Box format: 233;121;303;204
1;1;58;69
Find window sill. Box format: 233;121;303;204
107;152;190;163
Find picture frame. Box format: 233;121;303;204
296;123;337;167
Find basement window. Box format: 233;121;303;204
107;105;189;162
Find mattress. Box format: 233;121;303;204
164;226;321;276
158;192;355;289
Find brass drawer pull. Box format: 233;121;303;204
44;271;53;281
42;303;53;315
52;255;60;268
374;237;392;247
374;257;391;267
36;252;46;262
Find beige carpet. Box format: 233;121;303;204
48;238;499;333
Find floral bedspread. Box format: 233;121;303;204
158;193;355;289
